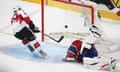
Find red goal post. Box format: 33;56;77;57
41;0;44;41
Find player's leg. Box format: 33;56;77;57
15;27;47;57
24;17;40;33
22;39;34;52
14;27;35;52
23;27;47;57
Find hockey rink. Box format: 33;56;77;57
0;0;120;72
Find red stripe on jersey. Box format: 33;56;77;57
34;42;40;48
24;16;31;24
11;14;24;24
16;14;24;24
22;39;29;44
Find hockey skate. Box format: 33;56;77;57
99;58;119;71
27;45;34;52
39;49;48;59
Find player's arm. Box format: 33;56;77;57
17;7;40;33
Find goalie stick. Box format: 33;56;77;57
39;31;64;43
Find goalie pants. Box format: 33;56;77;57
79;47;98;63
81;47;98;58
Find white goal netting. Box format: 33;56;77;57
42;0;120;54
43;0;93;47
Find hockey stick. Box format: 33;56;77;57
39;31;64;43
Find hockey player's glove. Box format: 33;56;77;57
32;27;40;33
29;21;40;33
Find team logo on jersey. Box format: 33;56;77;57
113;0;120;8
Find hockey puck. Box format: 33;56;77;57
65;25;68;29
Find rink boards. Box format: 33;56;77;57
23;0;120;23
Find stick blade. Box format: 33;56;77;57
57;36;64;43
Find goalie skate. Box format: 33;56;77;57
99;58;119;71
110;58;119;72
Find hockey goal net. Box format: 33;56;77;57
41;0;94;47
41;0;119;54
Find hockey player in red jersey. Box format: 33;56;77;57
11;6;47;58
11;6;40;33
